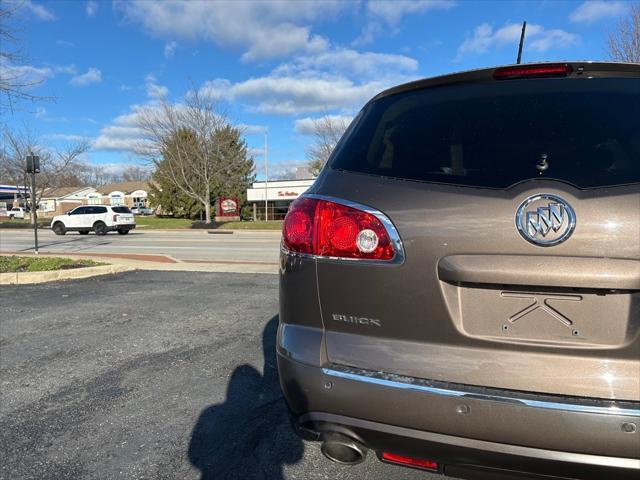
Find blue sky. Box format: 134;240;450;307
3;0;630;179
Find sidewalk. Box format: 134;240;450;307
0;251;278;275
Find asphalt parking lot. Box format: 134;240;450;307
0;271;444;480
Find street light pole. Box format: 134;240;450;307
26;152;40;254
264;129;269;221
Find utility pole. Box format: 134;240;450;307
264;129;269;221
517;21;527;64
26;152;40;254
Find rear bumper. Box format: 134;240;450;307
109;223;136;231
277;353;640;479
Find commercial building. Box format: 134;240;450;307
246;179;314;220
39;186;97;216
0;185;28;215
92;182;151;209
0;182;154;218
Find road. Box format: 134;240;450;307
0;271;446;480
0;229;281;264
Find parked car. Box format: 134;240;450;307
278;62;640;479
51;205;136;235
131;207;154;215
8;207;26;219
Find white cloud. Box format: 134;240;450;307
0;62;54;84
80;161;151;176
164;41;178;58
86;0;98;17
200;75;398;115
273;48;418;79
53;64;77;75
120;84;132;92
569;1;627;24
145;74;168;99
93;108;146;152
294;115;354;135
198;45;418;115
70;67;102;86
254;159;310;179
115;0;346;61
46;133;92;142
456;23;579;60
15;0;56;21
0;60;77;92
367;0;455;26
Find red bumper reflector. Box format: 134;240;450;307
494;64;572;80
381;452;439;471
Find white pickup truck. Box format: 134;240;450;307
8;207;27;219
51;205;136;235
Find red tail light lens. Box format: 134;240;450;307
494;63;572;80
282;197;397;261
282;197;316;254
113;214;119;222
381;452;439;471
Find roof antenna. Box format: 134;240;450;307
516;21;527;64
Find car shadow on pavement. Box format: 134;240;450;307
188;315;304;480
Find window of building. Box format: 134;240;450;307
132;197;147;208
87;194;102;205
109;194;124;206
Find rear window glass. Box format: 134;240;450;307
112;206;131;213
331;78;640;189
92;206;108;214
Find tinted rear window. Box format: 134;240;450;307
112;207;131;213
331;78;640;189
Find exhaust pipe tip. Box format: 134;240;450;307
320;432;367;465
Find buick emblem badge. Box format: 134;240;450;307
516;194;576;247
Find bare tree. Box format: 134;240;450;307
0;2;51;111
2;128;89;222
73;164;121;187
122;165;151;182
608;3;640;63
135;92;250;223
305;115;350;176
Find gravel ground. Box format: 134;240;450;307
0;271;443;480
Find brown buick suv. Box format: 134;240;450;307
277;62;640;479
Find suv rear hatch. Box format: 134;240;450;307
312;63;640;401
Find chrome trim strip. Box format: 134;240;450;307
322;367;640;417
281;194;405;265
301;412;640;470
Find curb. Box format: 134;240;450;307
0;264;135;285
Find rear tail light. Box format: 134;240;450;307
493;63;572;80
282;196;400;261
113;214;119;222
381;452;439;471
